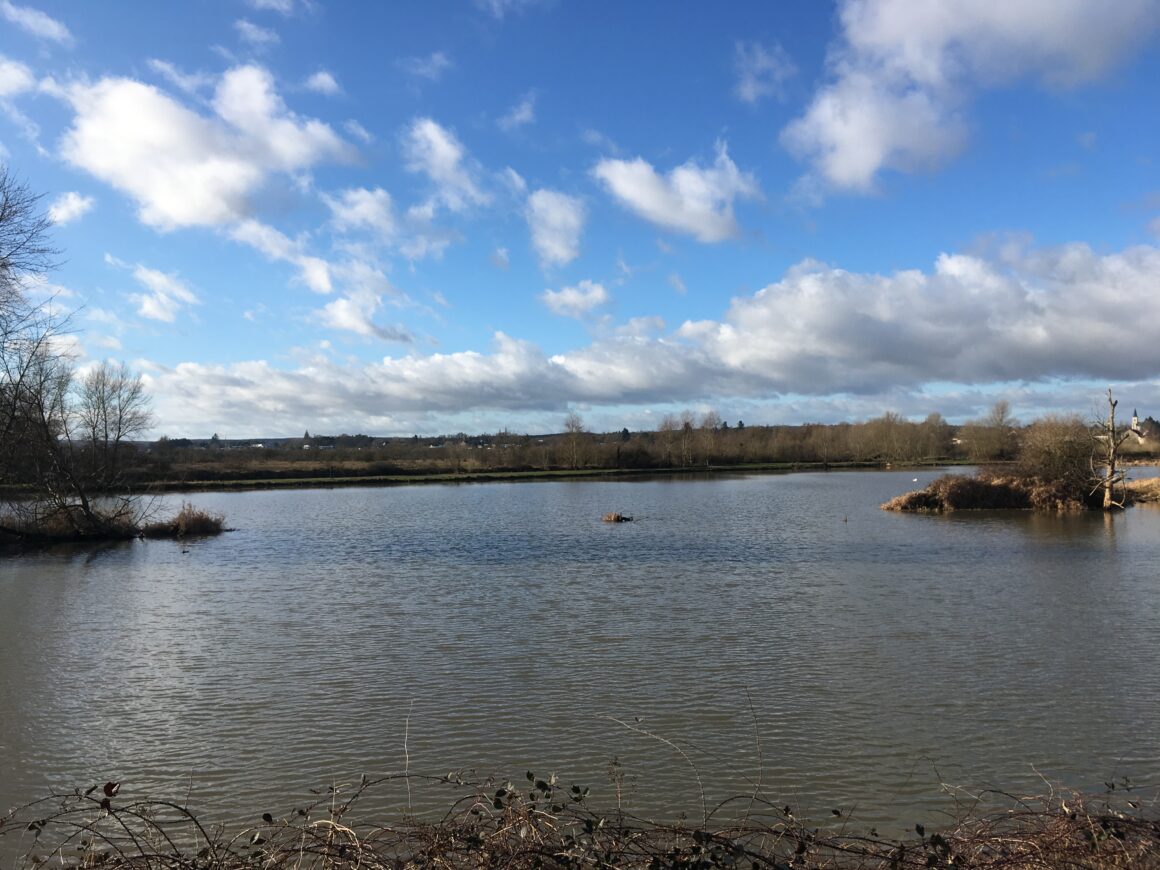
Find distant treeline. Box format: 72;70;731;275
130;405;1160;484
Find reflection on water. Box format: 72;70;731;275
1;470;1159;839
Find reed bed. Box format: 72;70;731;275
139;503;226;538
4;775;1158;869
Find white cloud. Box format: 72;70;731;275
783;0;1160;192
324;187;395;239
247;0;294;12
317;261;413;342
126;264;200;323
474;0;540;19
733;41;796;103
525;189;584;268
541;279;608;318
235;18;280;47
498;92;536;130
668;273;687;295
137;240;1160;434
398;51;453;81
0;56;36;97
147;59;214;94
229;219;332;293
344;119;373;143
323;186;462;262
500;166;527;195
304;70;340;95
48;191;94;225
782;70;966;192
401;117;490;212
491;246;510;269
0;1;72;44
592;142;761;242
58;66;351;230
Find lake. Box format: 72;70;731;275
1;469;1158;844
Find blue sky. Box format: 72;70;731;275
2;0;1159;437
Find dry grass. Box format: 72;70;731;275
140;502;226;538
1125;476;1160;504
882;473;1094;513
3;777;1159;869
882;474;1031;512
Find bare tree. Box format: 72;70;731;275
0;168;154;540
563;410;585;469
1091;389;1143;510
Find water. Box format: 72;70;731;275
2;469;1159;842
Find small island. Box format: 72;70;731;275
884;391;1158;513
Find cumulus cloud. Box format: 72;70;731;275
525;189;584;268
592;142;761;242
147;59;214;94
323;185;462;262
58;65;351;230
0;1;72;44
540;279;608;318
733;41;796;103
229;219;332;293
317;261;413;343
48;191;94;224
783;0;1160;192
680;242;1160;394
0;56;36;97
304;69;340;95
498;92;536;130
142;238;1160;434
115;261;200;323
401;117;490;212
398;51;453;81
324;186;395;239
235;18;280;47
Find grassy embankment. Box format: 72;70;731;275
4;775;1158;869
137;458;952;493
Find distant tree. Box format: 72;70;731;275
564;410;585;469
1017;414;1091;505
962;400;1018;462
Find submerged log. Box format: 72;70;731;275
602;512;633;523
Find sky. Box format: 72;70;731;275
1;0;1159;438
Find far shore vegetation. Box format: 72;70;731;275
104;399;1160;499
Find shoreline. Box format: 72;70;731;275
127;459;968;495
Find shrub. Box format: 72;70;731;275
140;503;225;538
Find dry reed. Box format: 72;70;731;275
4;776;1158;869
